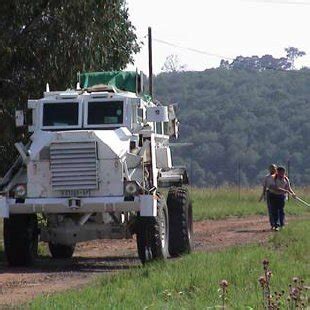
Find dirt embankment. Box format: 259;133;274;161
0;215;275;306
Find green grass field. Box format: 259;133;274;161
191;186;310;220
29;220;309;309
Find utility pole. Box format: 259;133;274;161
287;158;291;179
148;26;153;97
287;158;291;201
238;161;241;200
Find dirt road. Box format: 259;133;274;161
0;215;276;306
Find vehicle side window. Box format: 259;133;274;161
138;108;143;123
163;122;169;135
131;104;137;125
156;122;163;134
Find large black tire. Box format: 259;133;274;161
4;214;39;266
136;197;169;264
167;187;193;257
48;242;75;259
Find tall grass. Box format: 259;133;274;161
191;186;310;220
29;220;309;309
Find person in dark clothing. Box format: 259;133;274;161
268;166;295;231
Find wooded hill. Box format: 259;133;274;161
154;69;310;186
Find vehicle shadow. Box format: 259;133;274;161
0;255;140;274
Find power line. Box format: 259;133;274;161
152;37;234;60
244;0;310;5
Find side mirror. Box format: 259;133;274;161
146;106;169;122
15;110;25;127
27;100;39;132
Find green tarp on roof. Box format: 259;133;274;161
80;71;137;93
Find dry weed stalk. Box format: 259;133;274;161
219;279;229;309
258;259;308;309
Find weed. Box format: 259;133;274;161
258;259;308;309
219;279;229;309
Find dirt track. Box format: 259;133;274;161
0;215;277;306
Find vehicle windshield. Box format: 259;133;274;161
43;102;79;127
87;101;123;125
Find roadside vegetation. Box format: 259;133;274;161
29;220;309;309
191;186;310;220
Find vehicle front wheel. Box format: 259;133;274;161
4;214;39;266
167;187;193;257
136;196;169;264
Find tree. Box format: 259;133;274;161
161;54;186;73
226;55;291;71
285;47;306;69
0;0;140;175
219;59;230;70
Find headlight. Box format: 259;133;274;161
14;184;27;198
124;181;139;196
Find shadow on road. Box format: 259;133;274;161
0;254;140;274
235;229;269;233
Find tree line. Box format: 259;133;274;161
154;68;310;186
219;47;305;71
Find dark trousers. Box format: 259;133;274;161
269;192;286;227
266;192;273;226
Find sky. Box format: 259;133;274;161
125;0;310;74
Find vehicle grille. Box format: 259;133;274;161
50;141;98;190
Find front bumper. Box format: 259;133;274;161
0;195;157;217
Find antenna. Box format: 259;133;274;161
148;27;153;98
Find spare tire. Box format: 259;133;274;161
48;242;75;259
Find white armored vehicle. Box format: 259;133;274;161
0;71;192;266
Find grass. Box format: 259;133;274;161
191;186;310;220
28;220;309;309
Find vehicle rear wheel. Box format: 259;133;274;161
4;214;39;266
167;187;193;257
136;197;169;264
48;242;75;259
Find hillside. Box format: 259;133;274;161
154;69;310;186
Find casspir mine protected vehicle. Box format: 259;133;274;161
0;71;192;266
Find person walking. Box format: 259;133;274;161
268;166;295;231
259;164;277;229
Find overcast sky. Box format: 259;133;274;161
126;0;310;74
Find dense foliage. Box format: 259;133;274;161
0;0;140;175
154;69;310;186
